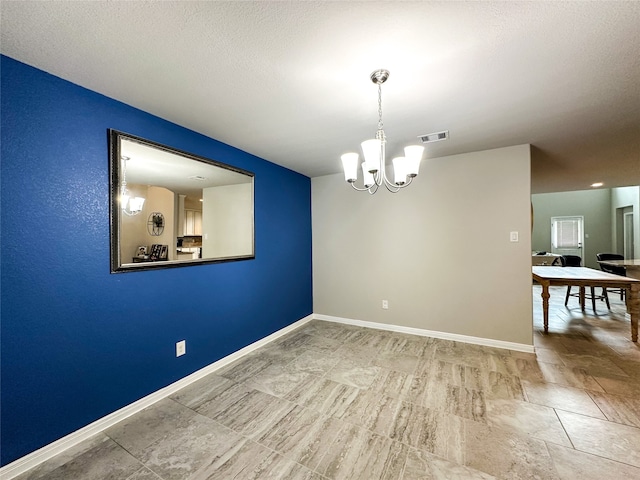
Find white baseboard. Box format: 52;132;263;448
0;314;314;480
313;314;535;353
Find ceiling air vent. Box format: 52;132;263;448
188;175;207;181
418;130;449;144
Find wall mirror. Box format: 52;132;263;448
109;129;255;273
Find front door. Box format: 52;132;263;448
551;216;584;262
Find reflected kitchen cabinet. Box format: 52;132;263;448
184;209;202;236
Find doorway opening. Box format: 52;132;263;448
617;207;634;259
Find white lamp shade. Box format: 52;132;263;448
341;152;359;183
361;138;382;173
392;157;408;185
361;163;375;188
404;145;424;177
129;196;145;213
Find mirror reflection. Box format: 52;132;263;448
109;130;254;272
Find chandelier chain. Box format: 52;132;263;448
121;156;128;189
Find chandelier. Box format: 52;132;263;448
120;156;145;216
341;69;424;194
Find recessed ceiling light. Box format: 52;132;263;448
591;182;604;188
188;175;207;181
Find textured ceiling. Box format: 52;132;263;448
1;1;639;193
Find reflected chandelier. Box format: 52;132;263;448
120;156;145;216
341;69;424;194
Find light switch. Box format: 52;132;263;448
510;231;519;242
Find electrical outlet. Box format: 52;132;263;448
176;340;186;357
382;300;389;309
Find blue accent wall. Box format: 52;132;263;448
0;55;313;466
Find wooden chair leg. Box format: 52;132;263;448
590;287;597;311
565;286;571;306
602;288;610;309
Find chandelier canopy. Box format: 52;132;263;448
341;69;424;194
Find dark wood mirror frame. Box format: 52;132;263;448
109;129;255;273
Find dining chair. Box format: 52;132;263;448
596;253;626;301
563;255;610;311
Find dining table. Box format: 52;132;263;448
532;266;640;342
597;259;640;280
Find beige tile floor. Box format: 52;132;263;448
15;285;640;479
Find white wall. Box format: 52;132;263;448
612;186;640;258
312;145;533;345
202;183;253;258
